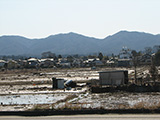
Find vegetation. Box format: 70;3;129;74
41;51;56;58
149;59;158;85
132;101;160;110
98;52;103;61
155;50;160;66
30;100;160;111
131;50;139;84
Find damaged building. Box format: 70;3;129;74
52;77;64;89
91;70;129;93
99;70;128;86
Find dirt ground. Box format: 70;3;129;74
0;66;159;111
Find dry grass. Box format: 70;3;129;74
117;104;129;109
30;104;51;111
53;102;98;110
30;99;160;111
132;101;147;109
55;102;82;110
30;95;78;111
30;94;96;111
131;101;160;110
30;102;93;111
54;95;78;104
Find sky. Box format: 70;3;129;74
0;0;160;39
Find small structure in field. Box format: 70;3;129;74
99;70;128;86
52;77;64;89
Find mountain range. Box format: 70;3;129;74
0;30;160;56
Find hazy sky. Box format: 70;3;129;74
0;0;160;39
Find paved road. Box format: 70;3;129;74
0;114;160;120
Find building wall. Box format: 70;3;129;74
0;62;5;67
52;78;64;89
57;79;64;89
99;71;128;86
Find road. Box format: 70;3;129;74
0;114;160;120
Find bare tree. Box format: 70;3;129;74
149;56;158;85
41;51;55;58
131;50;139;84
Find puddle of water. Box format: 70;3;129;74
0;94;66;105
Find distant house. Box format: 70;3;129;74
72;58;83;67
118;47;132;67
83;58;103;67
106;60;115;67
27;58;39;68
93;59;104;66
17;60;27;68
0;60;6;68
118;59;132;67
40;58;54;68
119;47;132;59
58;59;71;68
7;60;18;69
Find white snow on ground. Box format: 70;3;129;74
0;94;67;105
128;70;135;74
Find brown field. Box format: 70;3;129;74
1;66;160;111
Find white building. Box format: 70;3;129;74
119;46;132;59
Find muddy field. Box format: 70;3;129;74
0;66;160;111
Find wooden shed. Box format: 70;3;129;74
99;70;128;86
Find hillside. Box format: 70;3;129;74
100;31;160;54
0;31;160;55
